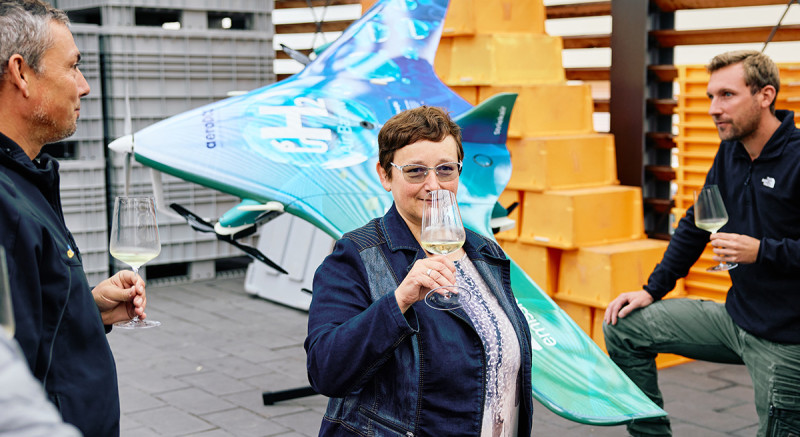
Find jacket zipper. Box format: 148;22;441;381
359;406;414;436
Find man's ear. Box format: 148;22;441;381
4;54;31;98
376;161;391;192
760;84;777;110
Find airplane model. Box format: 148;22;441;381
109;0;666;425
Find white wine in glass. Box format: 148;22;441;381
0;247;14;339
694;185;737;272
421;190;470;310
109;196;162;328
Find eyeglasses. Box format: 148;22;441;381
390;161;462;183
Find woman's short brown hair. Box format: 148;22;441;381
377;106;463;179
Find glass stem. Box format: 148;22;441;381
131;267;140;323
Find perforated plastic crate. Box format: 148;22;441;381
58;160;110;285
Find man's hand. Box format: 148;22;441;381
709;232;760;264
92;270;147;325
604;290;654;326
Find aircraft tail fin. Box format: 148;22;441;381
455;93;517;145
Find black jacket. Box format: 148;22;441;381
645;110;800;344
0;132;120;436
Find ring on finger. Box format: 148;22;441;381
426;268;433;277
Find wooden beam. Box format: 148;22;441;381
566;66;610;81
652;24;800;47
646;165;677;181
562;34;611;49
648;98;677;115
649;64;678;82
643;197;674;213
274;0;361;8
594;98;610;113
647;132;676;149
652;0;791;12
546;1;611;19
275;20;352;34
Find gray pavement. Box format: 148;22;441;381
109;272;758;436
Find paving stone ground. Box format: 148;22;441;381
109;274;758;436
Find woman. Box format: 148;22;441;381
304;106;533;436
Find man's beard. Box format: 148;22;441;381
31;104;78;146
716;103;760;143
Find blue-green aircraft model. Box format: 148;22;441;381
109;0;665;425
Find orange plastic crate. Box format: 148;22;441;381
506;133;618;191
555;239;669;308
519;186;644;249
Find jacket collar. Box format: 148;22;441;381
378;203;506;263
0;131;59;186
733;110;796;161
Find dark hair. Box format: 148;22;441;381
707;50;780;113
377;106;463;179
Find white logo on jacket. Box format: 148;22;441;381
762;176;775;188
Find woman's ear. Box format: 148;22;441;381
376;162;391;192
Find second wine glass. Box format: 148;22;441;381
694;185;737;272
109;196;162;328
421;189;470;310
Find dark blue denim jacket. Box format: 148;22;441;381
305;204;533;436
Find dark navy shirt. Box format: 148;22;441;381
645;110;800;344
0;132;120;436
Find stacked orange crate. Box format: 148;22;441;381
431;0;683;368
674;64;800;302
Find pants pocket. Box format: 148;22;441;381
767;367;800;437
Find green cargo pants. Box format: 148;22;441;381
603;298;800;437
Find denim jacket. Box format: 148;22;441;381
305;204;533;436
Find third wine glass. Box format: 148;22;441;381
694;185;737;272
109;196;162;328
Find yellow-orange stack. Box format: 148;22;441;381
673;64;800;302
434;0;687;368
359;0;690;368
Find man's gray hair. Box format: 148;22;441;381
0;0;70;78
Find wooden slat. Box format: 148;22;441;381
562;34;611;49
546;1;611;19
594;98;610;113
275;20;352;34
646;165;677;181
643;197;674;213
648;98;677;115
274;0;361;8
649;65;678;82
647;132;676;149
566;66;609;81
652;25;800;47
652;0;790;12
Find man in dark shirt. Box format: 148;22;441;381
604;50;800;437
0;1;150;435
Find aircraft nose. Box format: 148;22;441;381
108;134;134;154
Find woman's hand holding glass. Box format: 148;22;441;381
395;256;457;313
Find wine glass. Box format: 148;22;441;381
0;247;14;339
694;185;737;272
421;189;470;310
109;196;162;328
